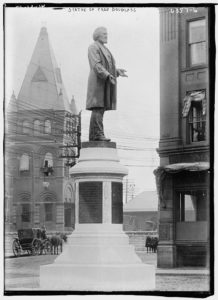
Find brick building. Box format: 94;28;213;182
155;7;213;267
5;27;79;232
123;191;158;231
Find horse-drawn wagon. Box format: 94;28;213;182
12;228;52;257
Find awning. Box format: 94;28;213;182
182;90;206;117
153;162;210;208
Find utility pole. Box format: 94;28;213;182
32;151;35;228
125;178;128;204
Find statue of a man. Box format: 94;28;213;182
86;27;127;141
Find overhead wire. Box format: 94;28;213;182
6;118;159;145
6;98;72;125
6;96;160;142
5;119;79;142
5;94;160;167
6;119;159;151
6;95;160;139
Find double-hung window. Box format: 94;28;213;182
45;203;53;222
21;204;31;222
188;19;206;66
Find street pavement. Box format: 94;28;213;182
4;251;210;293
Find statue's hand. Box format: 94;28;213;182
117;69;128;77
108;74;116;85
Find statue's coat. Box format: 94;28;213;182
86;41;117;111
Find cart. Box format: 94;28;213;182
12;228;51;257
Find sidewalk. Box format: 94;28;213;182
5;248;210;277
136;251;210;276
5;251;210;292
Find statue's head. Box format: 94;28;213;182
93;27;107;44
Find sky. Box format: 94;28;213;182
5;6;160;194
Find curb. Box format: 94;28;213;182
156;269;210;276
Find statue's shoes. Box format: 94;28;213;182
94;136;111;142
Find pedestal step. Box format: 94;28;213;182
40;263;155;291
55;244;141;264
40;226;155;291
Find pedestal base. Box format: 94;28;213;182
40;224;155;291
40;143;155;291
40;264;154;291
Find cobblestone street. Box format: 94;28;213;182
4;252;210;292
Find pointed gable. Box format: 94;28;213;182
17;27;72;112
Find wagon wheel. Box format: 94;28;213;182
44;240;52;255
32;238;41;255
12;239;21;257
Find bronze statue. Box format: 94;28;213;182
86;27;127;141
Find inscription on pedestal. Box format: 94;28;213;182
112;182;123;224
79;182;102;223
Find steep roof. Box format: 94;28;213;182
123;191;158;212
7;91;18;113
17;27;76;113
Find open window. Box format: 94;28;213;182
176;190;208;222
42;153;54;176
182;90;206;143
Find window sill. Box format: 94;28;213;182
19;171;30;176
185;141;208;147
181;64;208;72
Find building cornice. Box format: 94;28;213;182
157;145;209;157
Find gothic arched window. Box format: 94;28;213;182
44;119;51;134
20;153;29;171
22;120;30;134
34;120;41;135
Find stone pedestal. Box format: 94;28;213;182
40;142;155;291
